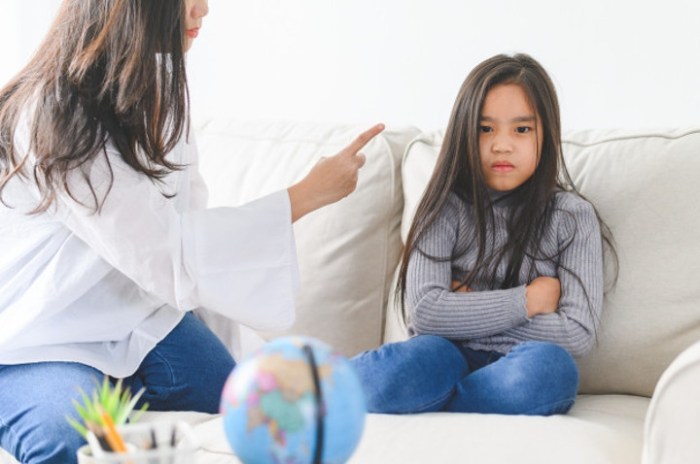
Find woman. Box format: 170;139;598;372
0;1;383;462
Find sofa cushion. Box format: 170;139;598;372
195;120;418;357
563;127;700;396
0;395;647;464
395;127;700;397
191;394;648;464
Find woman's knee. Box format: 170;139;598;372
133;314;235;413
13;415;85;464
0;363;99;464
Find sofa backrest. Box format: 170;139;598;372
196;120;419;357
393;127;700;397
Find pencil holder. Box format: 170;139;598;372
76;420;199;464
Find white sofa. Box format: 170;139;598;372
3;121;700;464
189;121;700;464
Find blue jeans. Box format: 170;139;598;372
351;335;579;415
0;312;235;464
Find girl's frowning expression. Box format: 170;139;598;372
479;83;544;192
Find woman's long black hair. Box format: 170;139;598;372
0;0;190;212
397;53;617;325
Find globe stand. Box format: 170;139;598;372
303;344;324;464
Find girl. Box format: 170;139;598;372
0;1;382;462
352;53;615;416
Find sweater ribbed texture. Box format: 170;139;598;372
407;191;603;358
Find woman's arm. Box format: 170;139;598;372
49;141;297;332
287;124;384;222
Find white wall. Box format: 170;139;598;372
0;1;59;88
4;0;699;131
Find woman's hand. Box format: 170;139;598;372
525;276;561;317
287;123;385;222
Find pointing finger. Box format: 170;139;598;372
346;123;385;154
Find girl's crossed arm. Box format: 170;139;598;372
408;194;603;357
497;199;604;357
407;197;532;340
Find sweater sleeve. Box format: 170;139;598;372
498;198;603;357
407;195;530;339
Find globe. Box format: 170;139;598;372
220;336;367;464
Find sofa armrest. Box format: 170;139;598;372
642;339;700;464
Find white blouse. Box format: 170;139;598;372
0;124;298;377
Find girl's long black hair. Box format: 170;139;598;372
0;0;190;213
397;53;617;326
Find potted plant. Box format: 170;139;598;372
68;376;148;454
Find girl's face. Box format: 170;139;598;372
184;0;209;52
478;84;543;192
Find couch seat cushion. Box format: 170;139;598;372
192;394;648;464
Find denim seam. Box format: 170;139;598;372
412;387;455;413
522;396;576;415
147;348;176;387
0;415;22;461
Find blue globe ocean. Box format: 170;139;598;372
220;336;366;464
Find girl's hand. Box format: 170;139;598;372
287;124;385;222
525;276;561;317
451;280;472;293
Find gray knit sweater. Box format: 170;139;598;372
407;191;603;358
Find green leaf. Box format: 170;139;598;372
66;416;88;438
66;376;150;439
115;387;146;425
129;402;149;423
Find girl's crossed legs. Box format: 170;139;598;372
351;335;579;415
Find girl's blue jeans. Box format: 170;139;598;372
0;312;235;464
351;335;579;415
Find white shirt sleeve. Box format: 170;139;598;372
49;140;298;332
186;131;210;211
